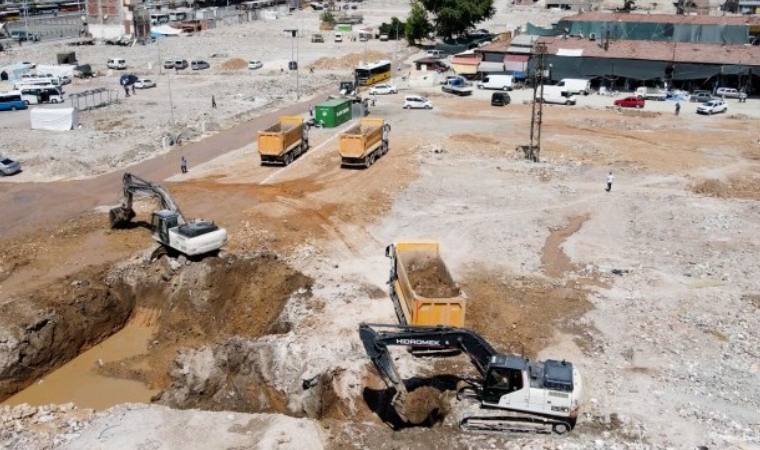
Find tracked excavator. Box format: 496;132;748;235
109;172;228;256
359;323;584;435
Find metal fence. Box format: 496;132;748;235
70;88;120;111
4;14;83;42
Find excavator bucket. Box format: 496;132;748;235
109;206;136;229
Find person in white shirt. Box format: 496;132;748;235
606;172;614;192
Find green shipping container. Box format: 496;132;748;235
336;24;353;32
315;99;352;128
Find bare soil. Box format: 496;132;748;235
400;386;449;425
407;258;461;298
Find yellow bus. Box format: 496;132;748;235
355;60;392;86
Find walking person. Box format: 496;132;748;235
124;84;130;97
211;95;217;109
180;156;188;174
675;102;680;116
606;171;614;192
308;104;313;117
131;84;136;95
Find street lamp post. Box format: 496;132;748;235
157;38;175;124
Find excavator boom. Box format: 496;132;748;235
359;323;498;392
110;172;186;228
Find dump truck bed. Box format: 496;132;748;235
339;118;384;159
389;240;466;327
258;116;304;157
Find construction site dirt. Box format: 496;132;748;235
3;62;760;450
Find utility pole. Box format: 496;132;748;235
519;42;547;163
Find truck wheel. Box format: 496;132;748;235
284;153;293;166
552;423;570;435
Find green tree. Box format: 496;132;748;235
320;10;335;25
418;0;495;39
405;1;431;45
379;17;406;40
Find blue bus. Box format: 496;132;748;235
0;93;28;111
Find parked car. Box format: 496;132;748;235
0;157;21;176
190;60;210;70
491;91;510;106
614;96;645;108
368;84;397;95
690;92;713;103
426;49;444;59
311;34;324;43
542;93;577;105
60;75;72;85
697;99;727;115
135;79;156;89
334;32;343;43
248;59;263;70
174;59;189;70
403;95;432;110
715;87;740;98
163;59;175;69
107;58;127;70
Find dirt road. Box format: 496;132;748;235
0;94;326;240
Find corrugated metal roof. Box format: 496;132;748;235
561;12;760;26
476;41;510;53
538;36;760;65
510;34;540;46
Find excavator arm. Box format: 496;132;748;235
359;323;499;391
109;172;186;228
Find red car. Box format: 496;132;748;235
614;96;645;108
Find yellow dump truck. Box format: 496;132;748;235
385;240;466;327
338;118;390;168
258;116;309;166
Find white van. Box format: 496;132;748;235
477;74;513;91
334;32;343;43
554;78;590;96
107;58;127;70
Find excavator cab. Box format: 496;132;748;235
483;364;525;404
151;210;180;245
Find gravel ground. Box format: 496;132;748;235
3;1;758;449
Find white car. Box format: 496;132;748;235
541;93;577;106
369;84;397;95
697;99;727;115
248;60;263;70
134;79;156;89
403;95;432;110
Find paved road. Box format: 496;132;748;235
0;94;327;240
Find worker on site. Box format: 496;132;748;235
675;102;680;116
180;156;188;174
212;95;217;109
606;171;614;192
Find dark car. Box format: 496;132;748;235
491;92;510;106
690;92;713;103
614;96;645;108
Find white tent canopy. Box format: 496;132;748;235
35;64;76;78
30;108;79;131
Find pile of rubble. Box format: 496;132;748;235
0;403;95;450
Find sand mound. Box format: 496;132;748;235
309;51;389;70
220;58;248;70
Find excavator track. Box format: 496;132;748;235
458;408;572;435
